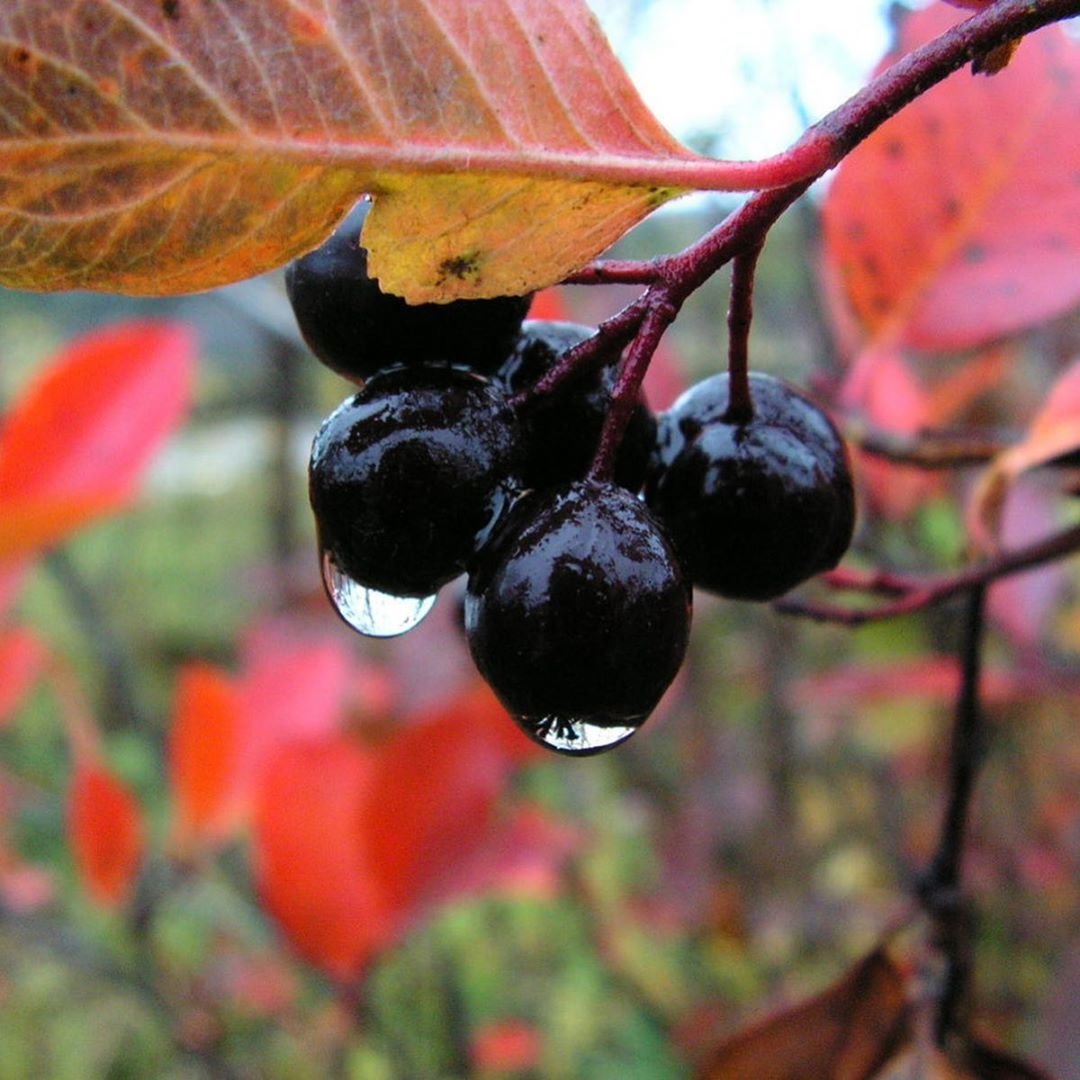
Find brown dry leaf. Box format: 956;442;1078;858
0;0;761;301
695;948;910;1080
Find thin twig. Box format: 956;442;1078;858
776;521;1080;625
920;587;988;1045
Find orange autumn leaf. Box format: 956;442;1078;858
0;1;793;303
0;320;195;564
169;664;242;848
823;6;1080;352
68;761;144;907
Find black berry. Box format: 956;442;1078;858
495;320;656;492
466;481;691;755
645;372;855;601
286;200;532;381
310;366;521;601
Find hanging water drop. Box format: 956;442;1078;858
321;550;436;638
516;714;642;756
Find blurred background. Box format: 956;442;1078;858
1;1;1079;1077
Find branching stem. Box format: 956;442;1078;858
776;521;1080;625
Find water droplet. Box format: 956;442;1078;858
517;714;642;755
321;551;436;638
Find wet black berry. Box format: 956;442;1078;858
466;481;691;755
310;366;521;599
645;372;855;601
286;200;532;381
495;321;656;492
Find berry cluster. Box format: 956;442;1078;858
290;204;855;754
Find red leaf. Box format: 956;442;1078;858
471;1020;543;1072
252;685;549;982
842;347;942;518
0;320;195;562
528;288;573;322
0;627;46;727
253;735;387;982
169;664;242;848
789;656;1022;718
823;7;1080;351
363;683;540;920
68;761;144;907
234;635;351;798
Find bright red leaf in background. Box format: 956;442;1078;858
0;320;196;564
68;760;144;908
169;664;242;849
0;627;46;728
253;684;571;983
823;5;1080;353
168;631;353;851
254;735;386;982
840;345;1006;518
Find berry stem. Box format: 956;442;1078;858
509;302;645;412
724;241;764;424
775;520;1080;625
588;298;680;484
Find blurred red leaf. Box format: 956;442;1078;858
68;760;144;908
364;683;542;918
168;632;353;850
253;735;387;982
843;344;1007;519
169;664;242;848
471;1019;543;1072
528;288;573;322
822;7;1080;352
0;627;46;727
234;635;351;796
842;347;942;518
253;684;561;983
695;947;909;1079
789;655;1022;717
0;320;196;563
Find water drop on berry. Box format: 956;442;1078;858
321;549;436;637
518;714;641;756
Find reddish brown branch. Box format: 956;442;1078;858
776;521;1080;625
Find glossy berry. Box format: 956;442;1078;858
310;366;521;600
645;372;855;601
466;481;691;755
495;320;656;492
286;200;532;381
